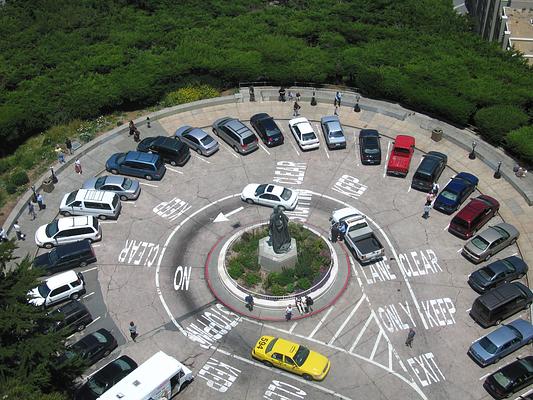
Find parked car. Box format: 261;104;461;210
288;117;319;151
33;239;96;276
251;336;330;381
174;125;219;156
35;216;102;249
462;223;520;264
46;300;93;334
359;129;381;165
241;183;298;211
212;117;258;154
75;355;138;400
59;189;121;220
410;151;447;192
82;176;140;201
448;195;500;239
250;113;284;147
320;115;346;149
433;172;478;214
28;270;86;307
468;256;528;293
105;151;166;181
468;319;533;367
483;356;533;399
137;135;190;166
386;135;415;177
61;329;118;367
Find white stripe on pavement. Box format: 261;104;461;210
308;307;334;339
329;295;366;345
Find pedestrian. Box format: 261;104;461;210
296;92;301;102
129;321;138;342
36;193;45;210
334;104;339;115
245;294;254;311
65;138;73;155
338;221;348;241
287;91;294;101
285;304;293;321
28;201;36;220
516;167;528;178
279;87;286;102
55;144;65;164
426;192;435;204
405;328;416;347
133;128;140;143
293;101;301;117
330;222;339;243
13;221;26;241
431;182;440;195
335;91;342;107
129;120;136;136
422;201;431;219
0;227;8;243
249;86;255;102
305;296;314;313
74;159;82;174
295;297;305;314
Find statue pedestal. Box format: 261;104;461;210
258;237;297;273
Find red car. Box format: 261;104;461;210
448;195;500;239
386;135;415;177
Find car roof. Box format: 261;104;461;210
74;328;112;350
125;151;159;163
53;239;92;257
272;337;299;356
292;119;313;133
478;283;527;308
251;113;271;121
487;325;519;347
72;189;116;202
99;175;127;185
478;226;506;242
52;300;88;316
492;356;533;380
359;129;379;138
91;355;137;380
267;185;285;196
394;135;415;146
224;119;253;136
321;115;340;124
57;216;92;229
455;197;492;221
187;128;209;140
46;270;79;288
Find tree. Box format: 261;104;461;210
474;105;529;144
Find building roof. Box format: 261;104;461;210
504;7;533;64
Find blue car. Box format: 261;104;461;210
105;151;166;181
468;319;533;367
433;172;478;214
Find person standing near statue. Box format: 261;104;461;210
268;206;292;254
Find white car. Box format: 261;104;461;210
288;117;319;150
27;270;86;307
35;216;102;249
241;183;299;210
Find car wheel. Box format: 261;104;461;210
70;292;80;300
246;198;254;205
145;175;153;181
262;361;273;368
61;211;71;217
196;148;202;155
80;261;87;268
303;374;313;381
170;160;177;166
98;215;107;220
110;169;118;175
103;349;111;357
120;195;128;201
77;323;86;332
44;243;54;249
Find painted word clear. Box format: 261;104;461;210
198;357;241;393
153;197;191;221
332;175;368;200
184;304;240;349
174;265;192;291
118;240;160;267
263;380;307;400
285;189;312;222
407;352;446;387
273;161;307;185
397;249;442;277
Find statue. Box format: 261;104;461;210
268;206;291;254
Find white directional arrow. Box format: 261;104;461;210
213;206;244;222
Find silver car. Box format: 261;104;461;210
175;125;219;156
320;116;346;149
462;223;520;264
82;175;140;201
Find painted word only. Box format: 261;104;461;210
184;304;240;349
173;265;192;291
285;189;312;222
153;197;191;221
397;249;442;277
332;174;368;200
273;161;307;185
118;240;160;267
360;259;397;285
407;352;446;387
198;357;241;393
263;380;307;400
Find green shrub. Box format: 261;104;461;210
227;259;244;280
474;105;529;144
0;158;12;174
269;284;287;296
9;170;29;186
160;85;219;108
506;125;533;163
5;182;17;195
297;278;311;290
244;272;261;287
0;188;6;208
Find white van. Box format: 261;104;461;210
27;270;85;307
35;216;102;249
60;189;121;220
98;351;193;400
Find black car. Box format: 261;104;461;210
250;113;284;147
46;300;93;334
359;129;381;165
75;355;138;400
33;240;97;276
469;256;528;293
484;356;533;399
61;329;118;367
137;136;191;166
411;151;447;192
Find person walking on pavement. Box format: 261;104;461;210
55;144;65;164
405;328;416;347
338;220;348;241
285;305;293;321
422;201;432;219
330;222;340;243
287;91;294;101
65;138;73;155
245;294;254;311
133;128;140;143
129;321;138;342
36;193;45;210
335;91;342;107
74;159;82;174
293;101;301;117
278;87;286;102
28;201;36;220
334;104;339;115
431;182;440;195
129;120;136;136
305;296;314;313
13;221;25;241
0;227;8;243
296;92;301;102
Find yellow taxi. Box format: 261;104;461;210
251;336;330;381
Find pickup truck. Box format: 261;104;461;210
330;208;385;263
386;135;415;177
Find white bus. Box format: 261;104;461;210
98;351;193;400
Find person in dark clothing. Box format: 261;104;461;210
305;296;314;313
133;128;140;143
279;87;286;102
330;223;340;243
129;120;136;136
245;294;254;311
405;328;415;347
65;138;73;155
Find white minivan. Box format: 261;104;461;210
59;189;121;220
35;216;102;249
28;270;86;307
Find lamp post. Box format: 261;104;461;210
146;117;151;128
310;90;317;106
50;167;58;184
354;94;361;112
493;161;502;179
31;185;37;203
468;141;477;160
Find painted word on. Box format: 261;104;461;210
198;357;241;393
173;265;192;291
421;298;456;328
397;249;442;277
118;240;160;267
264;380;307;400
285;189;312;222
273;161;307;185
360;259;397;285
378;301;416;333
184;304;240;349
153;197;191;221
407;352;445;387
332;175;368;200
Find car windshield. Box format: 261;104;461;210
86;377;108;395
329;130;344;138
293;345;310;367
200;135;214;145
492;371;512;388
491;226;510;239
507;325;522;340
122;178;132;190
470;236;490;251
243;135;256;145
45;221;59;237
37;282;51;298
501;260;516;273
281;188;293;201
93;331;108;343
94;177;106;189
479;267;495;280
519;358;533;373
479;337;497;354
255;184;267;196
66;191;77;205
266;338;278;354
263;119;280;136
116;155;125;164
363;138;380;154
393;147;410;156
440;190;458;202
302;132;316;141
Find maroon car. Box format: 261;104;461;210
448;195;500;239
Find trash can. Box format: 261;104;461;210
42;178;55;193
431;128;443;142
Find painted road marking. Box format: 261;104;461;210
331;175;368;200
194;155;211;164
198;357;241;393
87;316;101;327
118;240;160;267
308;307;334;339
226;206;244;218
173;265;192;291
397;250;442;277
183;304;240;349
214;206;244;222
273;161;307;185
443;223;449;231
328;295;366;345
285;189;312;222
259;143;271;155
317;124;330;159
92;244;101;247
349;312;374;353
264;380;307;400
81;266;98;273
359;259;397;285
166;166;183;174
139;182;158;187
216;139;240;158
369;331;383;361
83;291;94;299
406;353;446;387
290;141;300;156
153;197;191;221
383;140;391;177
288;322;298;334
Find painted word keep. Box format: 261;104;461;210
184;304;240;349
273;161;307;185
118;240;160;267
398;249;442;277
359;259;397;285
173;265;192;291
198;357;241;393
332;175;368;200
407;352;445;387
153;197;191;221
421;298;456;328
285;189;312;222
264;381;307;400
